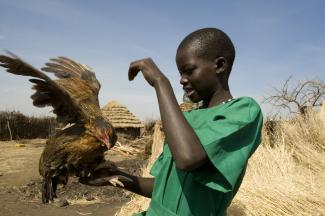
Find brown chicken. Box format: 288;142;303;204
0;53;118;203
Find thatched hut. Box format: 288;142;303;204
102;100;144;139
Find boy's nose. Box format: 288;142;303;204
180;76;188;85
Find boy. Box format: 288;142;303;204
80;28;263;216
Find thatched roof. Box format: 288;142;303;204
102;101;144;128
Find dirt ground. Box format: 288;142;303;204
0;139;146;216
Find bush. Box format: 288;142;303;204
0;111;57;140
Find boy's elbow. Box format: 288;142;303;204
175;163;195;171
175;155;208;171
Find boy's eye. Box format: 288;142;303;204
182;67;195;75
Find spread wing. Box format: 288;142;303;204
0;52;102;124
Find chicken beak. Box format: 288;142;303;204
101;137;112;149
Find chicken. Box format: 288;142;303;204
0;52;118;203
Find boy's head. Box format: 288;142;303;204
176;28;235;103
176;28;235;76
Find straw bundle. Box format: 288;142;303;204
116;122;164;216
179;102;195;112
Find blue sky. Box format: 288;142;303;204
0;0;324;120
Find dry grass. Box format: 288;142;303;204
143;118;158;136
230;112;325;216
116;113;325;216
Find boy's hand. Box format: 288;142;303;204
128;58;167;86
79;160;121;186
79;164;133;187
79;173;132;187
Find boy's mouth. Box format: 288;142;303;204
184;88;195;97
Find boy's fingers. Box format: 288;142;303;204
79;175;132;187
79;177;106;186
128;68;139;81
128;60;143;81
79;175;110;186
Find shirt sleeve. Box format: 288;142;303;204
149;148;165;177
191;98;263;192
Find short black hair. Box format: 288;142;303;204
177;28;236;71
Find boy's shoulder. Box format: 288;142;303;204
234;96;262;112
225;96;261;113
182;96;261;117
233;96;258;104
229;96;263;123
192;96;262;120
183;96;263;130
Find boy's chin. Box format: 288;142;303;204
188;96;200;103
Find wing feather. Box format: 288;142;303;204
42;57;101;94
0;52;49;80
0;53;102;124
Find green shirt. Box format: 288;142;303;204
135;97;263;216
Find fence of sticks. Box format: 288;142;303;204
0;111;57;140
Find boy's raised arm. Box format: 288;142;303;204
128;58;208;171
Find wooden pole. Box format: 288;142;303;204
6;119;12;141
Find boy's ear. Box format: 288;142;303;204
213;57;227;74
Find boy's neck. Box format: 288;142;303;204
202;89;233;108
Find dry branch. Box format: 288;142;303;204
263;76;325;115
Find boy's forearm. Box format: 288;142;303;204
154;78;207;170
80;170;154;198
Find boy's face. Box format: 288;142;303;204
176;47;220;103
